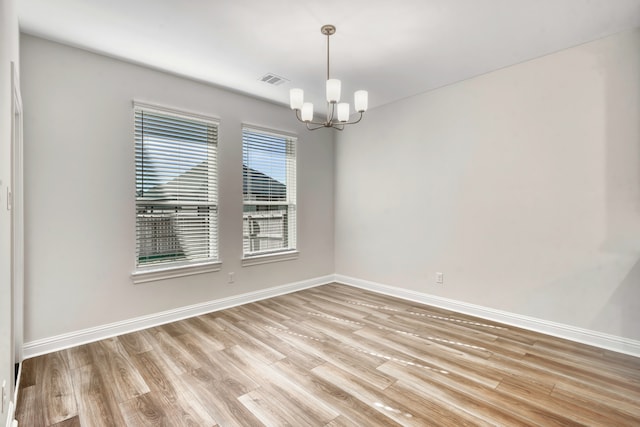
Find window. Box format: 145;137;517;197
133;102;219;279
242;126;297;258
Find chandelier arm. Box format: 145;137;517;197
339;111;364;126
343;112;364;125
294;109;326;126
306;122;327;131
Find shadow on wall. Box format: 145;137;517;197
602;30;640;254
593;258;640;341
598;28;640;342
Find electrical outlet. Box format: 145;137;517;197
228;272;234;284
436;272;444;284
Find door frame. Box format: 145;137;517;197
11;61;23;368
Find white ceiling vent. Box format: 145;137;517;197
259;73;289;86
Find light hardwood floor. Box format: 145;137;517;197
15;283;640;426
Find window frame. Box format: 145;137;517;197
241;124;298;265
131;101;221;283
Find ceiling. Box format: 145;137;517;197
18;0;640;113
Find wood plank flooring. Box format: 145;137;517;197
15;283;640;426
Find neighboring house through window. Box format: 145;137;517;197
242;126;297;258
134;102;219;276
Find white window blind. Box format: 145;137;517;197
135;103;219;269
242;126;297;257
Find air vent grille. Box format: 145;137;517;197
259;73;289;86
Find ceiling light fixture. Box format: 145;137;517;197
290;25;368;131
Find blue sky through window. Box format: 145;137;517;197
242;133;287;185
138;135;209;194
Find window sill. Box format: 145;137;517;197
131;260;222;284
241;250;299;267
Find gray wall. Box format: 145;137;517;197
20;28;640;351
335;29;640;340
21;34;335;342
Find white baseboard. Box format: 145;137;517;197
334;274;640;358
23;275;334;359
22;273;640;359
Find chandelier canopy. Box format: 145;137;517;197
290;25;368;131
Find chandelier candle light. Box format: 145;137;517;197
290;25;368;131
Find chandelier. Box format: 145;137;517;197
289;25;368;131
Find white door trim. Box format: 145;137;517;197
11;61;23;364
